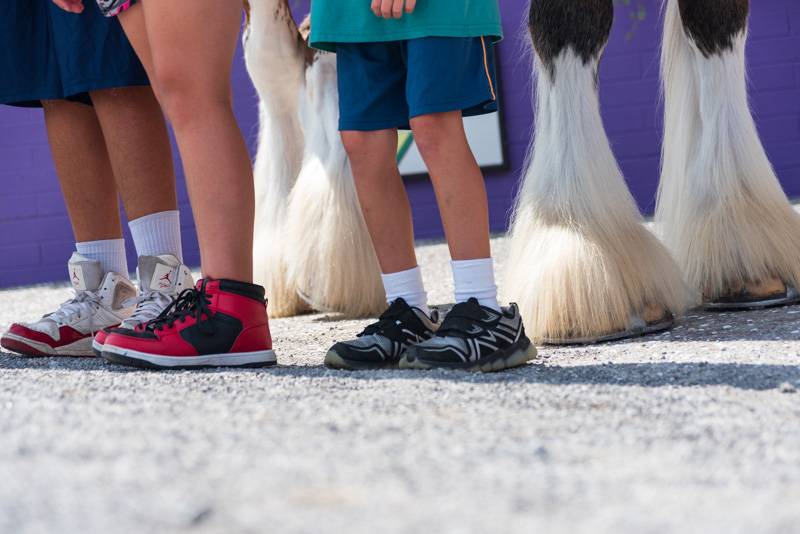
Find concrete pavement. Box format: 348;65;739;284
1;236;799;534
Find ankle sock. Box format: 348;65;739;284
381;266;430;316
452;258;501;311
76;238;129;277
129;210;183;262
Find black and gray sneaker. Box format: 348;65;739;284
325;298;439;370
400;298;536;372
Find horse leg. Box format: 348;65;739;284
659;0;800;310
244;0;310;316
505;0;690;343
281;52;386;318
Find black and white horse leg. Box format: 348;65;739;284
505;0;689;343
659;0;800;309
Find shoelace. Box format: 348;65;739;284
144;280;214;335
359;301;410;342
121;291;175;328
45;290;104;326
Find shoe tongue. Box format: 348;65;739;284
386;298;410;313
138;255;182;293
454;298;483;315
67;252;104;292
381;298;415;320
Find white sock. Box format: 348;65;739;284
128;210;183;262
452;258;501;311
381;266;430;316
76;238;129;277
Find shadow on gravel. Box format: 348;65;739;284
312;305;800;342
296;362;800;391
2;350;798;391
587;308;800;344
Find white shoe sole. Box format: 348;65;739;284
1;332;94;357
101;343;277;369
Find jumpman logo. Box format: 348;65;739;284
72;269;80;283
158;270;173;289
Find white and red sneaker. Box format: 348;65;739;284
1;253;136;357
101;278;276;369
92;255;194;356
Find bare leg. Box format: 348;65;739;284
340;129;417;274
42;99;122;242
409;111;491;261
121;0;253;281
117;5;156;93
89;86;177;221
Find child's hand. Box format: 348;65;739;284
51;0;85;13
371;0;417;19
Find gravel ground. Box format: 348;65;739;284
1;236;799;534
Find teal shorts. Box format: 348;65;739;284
336;36;499;131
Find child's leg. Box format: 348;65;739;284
340;129;417;274
409;111;490;261
122;0;254;282
89;86;182;260
409;111;499;310
43;99;122;244
340;129;428;311
42;99;129;277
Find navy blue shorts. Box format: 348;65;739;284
0;0;148;108
336;37;499;131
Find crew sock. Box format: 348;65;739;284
75;238;129;278
129;210;183;262
381;266;431;317
452;258;501;311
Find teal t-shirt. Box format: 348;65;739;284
309;0;503;52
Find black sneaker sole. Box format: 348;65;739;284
324;350;399;371
399;337;537;373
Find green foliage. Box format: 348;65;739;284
613;0;647;41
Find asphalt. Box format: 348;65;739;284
1;236;799;534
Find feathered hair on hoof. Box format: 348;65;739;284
283;53;386;318
506;0;690;344
245;0;311;316
246;2;384;317
658;0;800;308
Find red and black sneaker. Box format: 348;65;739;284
100;278;276;369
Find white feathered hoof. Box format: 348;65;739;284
505;220;687;345
245;0;310;317
508;0;690;344
283;156;386;318
254;232;310;318
282;52;385;318
659;0;800;310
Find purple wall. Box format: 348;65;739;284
1;0;799;288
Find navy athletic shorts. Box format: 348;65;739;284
0;0;148;107
335;36;499;131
